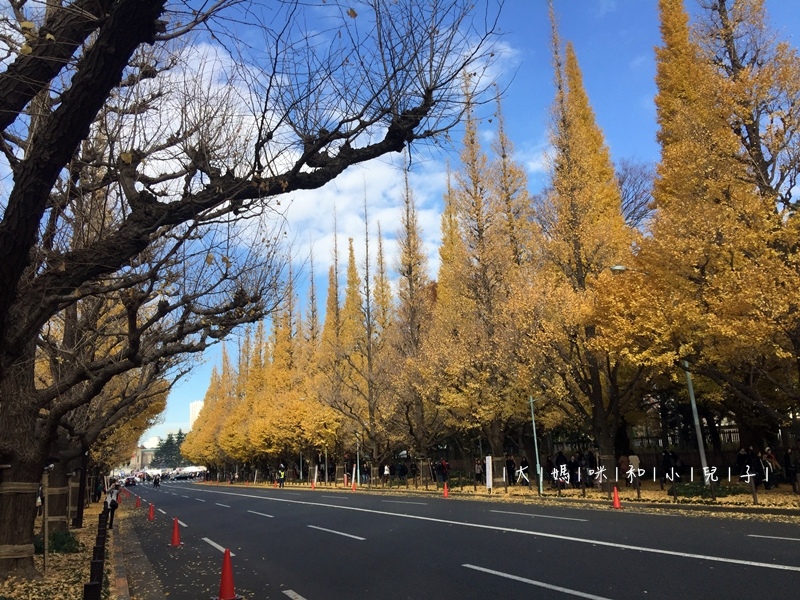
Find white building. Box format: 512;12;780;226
189;400;204;430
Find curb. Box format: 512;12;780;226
112;524;130;600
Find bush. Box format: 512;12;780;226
33;530;83;554
674;481;748;499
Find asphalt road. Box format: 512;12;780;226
124;481;800;599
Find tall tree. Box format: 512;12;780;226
0;0;498;577
390;172;443;456
626;0;800;445
530;7;637;473
429;92;529;456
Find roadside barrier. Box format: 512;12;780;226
82;507;108;600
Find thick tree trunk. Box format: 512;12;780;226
484;420;505;458
44;461;73;535
0;400;48;579
589;368;617;492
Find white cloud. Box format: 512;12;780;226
284;152;448;302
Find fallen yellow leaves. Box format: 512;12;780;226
0;511;115;600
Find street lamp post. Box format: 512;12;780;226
355;433;361;486
529;396;544;495
683;360;709;484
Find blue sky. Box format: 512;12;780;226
141;0;800;445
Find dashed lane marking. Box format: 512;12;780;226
463;564;612;599
491;510;588;522
307;525;365;541
201;537;235;556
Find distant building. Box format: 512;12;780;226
126;446;156;471
189;400;204;430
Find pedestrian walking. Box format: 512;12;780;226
105;480;121;530
475;458;484;484
784;448;797;493
505;455;516;486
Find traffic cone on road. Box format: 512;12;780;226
217;548;242;600
170;517;182;547
311;479;316;490
351;479;357;492
135;496;141;508
148;503;155;521
612;486;622;509
443;482;449;498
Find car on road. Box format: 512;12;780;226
124;476;137;486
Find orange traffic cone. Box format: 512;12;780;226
443;482;449;498
273;480;278;488
311;480;316;490
135;495;141;508
170;517;182;547
148;503;155;521
612;486;622;509
351;479;357;492
217;548;242;600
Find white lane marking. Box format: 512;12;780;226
307;525;365;541
284;492;302;496
157;509;166;515
247;510;274;518
383;500;428;506
177;520;187;527
321;495;349;500
283;591;308;600
463;564;611;600
491;509;588;522
215;503;231;508
182;495;189;498
171;493;178;496
748;534;800;542
196;498;206;502
184;488;800;573
201;538;235;556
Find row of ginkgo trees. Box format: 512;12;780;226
184;0;800;480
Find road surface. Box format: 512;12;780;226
124;481;800;599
